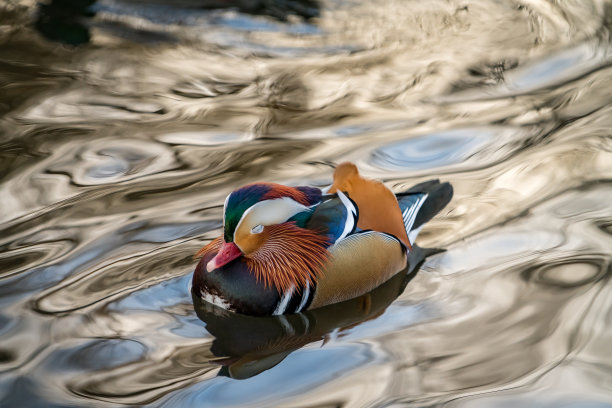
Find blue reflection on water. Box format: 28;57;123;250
372;129;496;171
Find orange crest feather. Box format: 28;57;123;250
261;183;309;205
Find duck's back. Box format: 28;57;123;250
309;163;453;309
327;162;411;248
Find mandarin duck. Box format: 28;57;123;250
193;162;452;316
194;252;429;379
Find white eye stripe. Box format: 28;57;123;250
251;224;264;234
234;197;309;241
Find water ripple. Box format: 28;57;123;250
370;127;531;174
1;0;612;407
47;138;179;186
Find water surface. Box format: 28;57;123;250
1;0;611;406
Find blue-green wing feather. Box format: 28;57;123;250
306;195;358;245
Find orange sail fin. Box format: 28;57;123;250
328;162;411;249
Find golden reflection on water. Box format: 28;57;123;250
1;0;612;407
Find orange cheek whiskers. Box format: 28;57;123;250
246;222;330;294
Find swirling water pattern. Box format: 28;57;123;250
1;0;611;406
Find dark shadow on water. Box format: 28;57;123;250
34;0;320;45
191;0;321;21
35;0;96;46
193;246;437;379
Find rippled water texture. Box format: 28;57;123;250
1;0;612;406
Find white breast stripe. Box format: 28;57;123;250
273;285;295;315
336;190;357;241
296;282;310;312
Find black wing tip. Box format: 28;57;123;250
436;181;454;205
408;180;454;229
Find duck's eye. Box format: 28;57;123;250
251;224;264;234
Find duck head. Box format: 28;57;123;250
197;183;327;293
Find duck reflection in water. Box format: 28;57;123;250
193;246;435;379
34;0;320;46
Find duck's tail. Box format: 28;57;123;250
396;180;453;244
